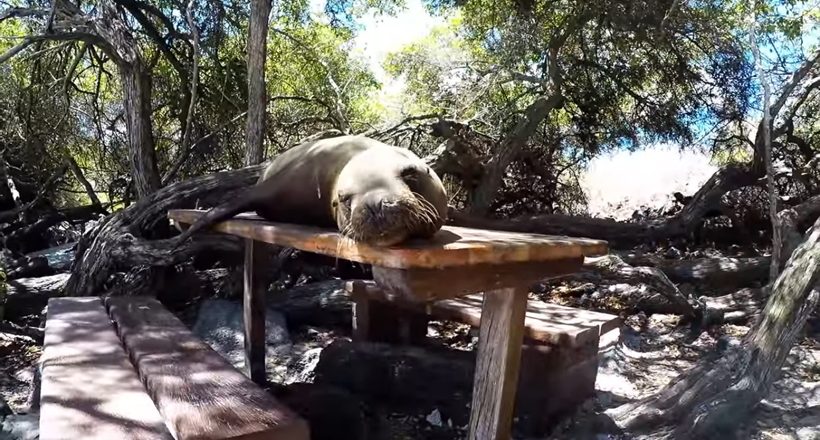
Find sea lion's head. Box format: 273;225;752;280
331;146;448;247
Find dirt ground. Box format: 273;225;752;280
4;293;820;439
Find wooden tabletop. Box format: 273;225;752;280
168;209;608;269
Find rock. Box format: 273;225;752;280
0;397;12;419
796;426;820;440
268;344;326;385
192;299;291;370
313;339;475;428
269;280;352;328
1;413;38;440
275;383;367;440
664;247;682;259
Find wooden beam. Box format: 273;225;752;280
468;287;528;440
40;297;173;440
371;257;584;301
105;296;310;440
243;238;268;384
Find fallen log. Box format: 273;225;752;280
4;273;69;320
3;204;105;253
268;280;352;328
618;253;770;288
702;287;765;324
66;164;264;296
5;255;55;280
447;208;663;249
579;255;705;319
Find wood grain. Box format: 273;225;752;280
168;209;608;269
353;280;619;347
243;238;268;384
467;287;529;440
371;257;584;301
105;296;309;440
39;297;173;440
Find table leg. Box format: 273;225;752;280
468;286;528;440
243;238;267;384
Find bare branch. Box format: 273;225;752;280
271;28;349;133
0;7;47;23
361;113;441;138
161;111;248;185
769;50;820;131
62;42;87;98
0;38;35;63
750;5;782;279
67;156;103;208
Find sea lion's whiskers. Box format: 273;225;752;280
409;192;438;226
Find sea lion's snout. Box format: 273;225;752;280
339;188;440;247
332;147;448;247
353;191;412;246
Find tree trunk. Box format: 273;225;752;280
468;94;564;215
749;15;781;279
244;0;272;166
65;164;264;296
609;214;820;439
119;61;162;198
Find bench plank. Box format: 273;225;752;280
40;297;173;440
353;280;620;347
168;209;608;269
105;296;309;440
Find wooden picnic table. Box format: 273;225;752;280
167;209;608;440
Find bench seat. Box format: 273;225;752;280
346;280;620;436
105;296;310;440
39;297;173;440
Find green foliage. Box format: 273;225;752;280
1;0;819;220
381;0;757;214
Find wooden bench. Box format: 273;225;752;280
39;297;174;440
105;296;310;440
39;296;310;440
168;209;609;440
347;280;620;435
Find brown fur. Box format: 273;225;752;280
174;135;448;247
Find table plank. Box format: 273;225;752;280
168;209;608;269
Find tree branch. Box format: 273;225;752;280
750;7;781;279
0;38;35;63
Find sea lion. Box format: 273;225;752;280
174;135;449;247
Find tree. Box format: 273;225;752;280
245;0;273;166
383;0;754;218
